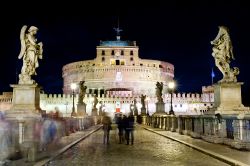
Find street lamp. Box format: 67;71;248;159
65;102;68;117
71;83;77;117
130;104;134;115
168;81;175;115
146;96;150;115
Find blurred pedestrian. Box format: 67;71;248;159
125;114;134;145
116;114;125;144
0;112;11;161
102;112;112;144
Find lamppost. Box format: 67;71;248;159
130;104;134;115
146;96;150;115
71;83;77;117
65;101;68;117
168;81;175;115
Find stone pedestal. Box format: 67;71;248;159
6;84;42;162
77;103;86;117
215;82;243;109
141;107;146;115
6;84;41;120
92;108;98;116
206;82;248;115
141;115;147;125
153;102;167;116
156;102;165;113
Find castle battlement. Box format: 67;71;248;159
0;90;214;116
0;92;212;105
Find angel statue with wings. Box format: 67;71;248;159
211;26;239;83
18;25;43;84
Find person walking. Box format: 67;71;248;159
116;114;125;144
125;114;134;145
102;112;112;144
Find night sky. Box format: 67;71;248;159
0;1;250;104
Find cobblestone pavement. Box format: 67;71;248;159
48;125;229;166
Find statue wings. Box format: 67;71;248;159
18;25;28;59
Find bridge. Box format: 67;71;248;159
3;118;249;166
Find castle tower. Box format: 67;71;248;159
62;33;174;97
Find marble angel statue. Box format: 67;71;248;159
211;26;239;83
18;25;43;84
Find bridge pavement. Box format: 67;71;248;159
141;124;250;166
46;125;229;166
5;124;250;166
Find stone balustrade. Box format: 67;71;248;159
145;114;250;150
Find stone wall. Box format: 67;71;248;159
0;92;214;117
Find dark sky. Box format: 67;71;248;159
0;1;250;104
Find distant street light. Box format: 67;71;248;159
71;83;77;117
130;104;135;115
65;102;68;117
168;81;175;115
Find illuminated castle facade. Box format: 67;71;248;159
62;37;174;97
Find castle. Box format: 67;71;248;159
0;35;214;117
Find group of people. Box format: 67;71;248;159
102;113;135;145
117;114;135;145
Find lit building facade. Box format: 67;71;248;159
62;39;174;97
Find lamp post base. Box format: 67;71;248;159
71;110;77;117
169;110;175;115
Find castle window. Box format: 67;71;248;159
130;57;133;61
116;60;120;65
121;50;124;55
204;104;207;106
102;57;105;62
130;50;133;55
102;50;105;55
111;59;115;65
94;89;98;96
111;50;115;55
153;64;156;67
159;65;163;68
140;63;143;66
120;60;125;65
92;64;95;66
180;104;182;107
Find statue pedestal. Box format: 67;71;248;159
6;84;41;120
141;107;146;115
153;102;167;116
6;84;42;161
92;108;98;116
77;103;86;117
206;82;248;115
